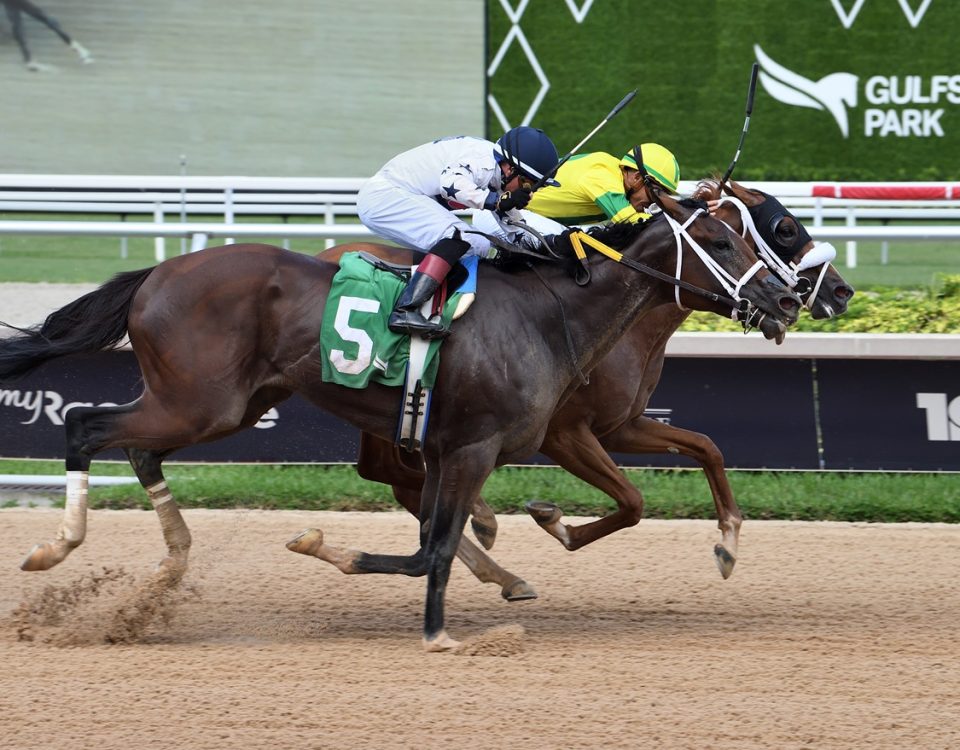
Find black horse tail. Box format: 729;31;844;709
0;267;154;382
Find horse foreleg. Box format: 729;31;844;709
125;448;191;581
391;486;535;601
291;446;490;651
419;448;491;652
357;431;498;548
528;425;646;552
602;416;742;579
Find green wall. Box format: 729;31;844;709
486;0;959;181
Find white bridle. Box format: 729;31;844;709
715;195;837;310
661;207;765;318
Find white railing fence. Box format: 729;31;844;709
1;175;959;267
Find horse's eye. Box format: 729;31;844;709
775;218;798;242
712;237;733;253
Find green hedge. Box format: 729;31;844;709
683;274;960;333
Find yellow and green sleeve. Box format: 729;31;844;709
527;152;648;225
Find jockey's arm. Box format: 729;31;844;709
438;163;500;211
581;164;646;224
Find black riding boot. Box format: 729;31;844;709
388;235;470;338
388;271;446;338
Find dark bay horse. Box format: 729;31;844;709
2;190;800;650
312;179;854;591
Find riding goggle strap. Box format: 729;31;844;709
717;195;837;309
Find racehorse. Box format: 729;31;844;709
307;178;854;593
2;188;801;650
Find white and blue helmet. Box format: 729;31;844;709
493;126;559;182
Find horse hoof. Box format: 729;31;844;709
471;516;498;551
714;544;737;580
286;528;324;557
501;579;538;602
156;556;188;583
525;500;562;526
20;542;60;571
422;631;460;653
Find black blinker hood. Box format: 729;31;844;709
747;191;812;262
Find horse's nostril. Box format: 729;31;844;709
836;285;855;301
779;295;801;316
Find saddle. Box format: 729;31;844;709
320;252;481;451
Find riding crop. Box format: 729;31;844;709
720;62;760;186
530;89;637;192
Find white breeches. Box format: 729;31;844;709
357;175;492;258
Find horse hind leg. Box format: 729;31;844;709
20;402;142;571
21;382;290;573
19;469;89;571
22;397;209;572
125;448;191;581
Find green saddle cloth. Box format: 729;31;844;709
320;252;461;389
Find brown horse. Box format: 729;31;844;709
2;189;800;650
311;178;854;592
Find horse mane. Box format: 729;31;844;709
539;219;653;277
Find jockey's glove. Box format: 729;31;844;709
496;186;532;214
548;228;577;257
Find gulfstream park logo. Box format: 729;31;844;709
755;44;958;138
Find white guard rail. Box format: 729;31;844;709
1;176;959;266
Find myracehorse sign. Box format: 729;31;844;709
2;350;957;471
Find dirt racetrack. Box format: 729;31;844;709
1;508;957;749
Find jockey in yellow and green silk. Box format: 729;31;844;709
528;142;680;225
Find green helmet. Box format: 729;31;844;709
619;143;680;193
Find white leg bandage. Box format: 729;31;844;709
146;481;191;553
61;470;89;545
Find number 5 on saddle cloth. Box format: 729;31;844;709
319;251;478;451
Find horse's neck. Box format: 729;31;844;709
548;243;677;401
